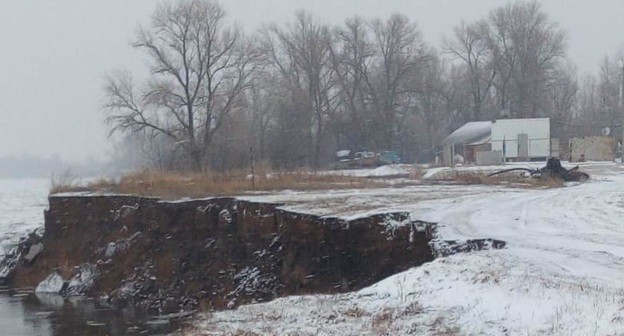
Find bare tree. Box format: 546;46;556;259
104;0;257;171
575;75;598;136
330;17;375;150
596;56;621;120
445;20;495;121
485;1;566;118
261;11;337;168
547;61;578;139
367;14;429;150
248;74;276;161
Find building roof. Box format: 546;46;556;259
443;121;492;146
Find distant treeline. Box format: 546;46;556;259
105;0;623;172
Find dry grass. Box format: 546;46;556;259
50;169;389;199
402;302;424;316
441;171;564;189
524;176;565;188
440;171;512;186
371;308;394;332
449;172;499;185
407;168;424;180
49;165;566;199
344;307;368;318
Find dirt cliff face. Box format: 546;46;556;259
7;194;436;314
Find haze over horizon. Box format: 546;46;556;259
0;0;622;163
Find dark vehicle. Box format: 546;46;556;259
378;151;401;165
335;150;401;169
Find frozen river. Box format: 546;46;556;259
0;178;180;335
0;178;48;256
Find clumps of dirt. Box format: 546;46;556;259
106;259;198;313
224;249;283;308
433;239;507;257
418;219;507;258
0;229;44;286
31;263;99;295
66;264;99;294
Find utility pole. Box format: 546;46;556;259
620;60;624;164
249;146;255;192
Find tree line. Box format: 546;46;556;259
104;0;623;171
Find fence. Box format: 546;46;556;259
490;137;550;161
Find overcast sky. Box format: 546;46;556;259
0;0;623;163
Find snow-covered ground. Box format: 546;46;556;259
0;178;48;256
422;160;616;179
239;183;506;219
4;166;624;335
325;164;419;178
191;162;624;335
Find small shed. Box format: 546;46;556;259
442;121;492;164
442;118;553;166
569;136;615;162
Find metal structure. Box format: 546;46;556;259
491;118;551;161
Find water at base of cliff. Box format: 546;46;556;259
0;288;183;336
0;178;184;335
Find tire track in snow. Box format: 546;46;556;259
412;174;624;286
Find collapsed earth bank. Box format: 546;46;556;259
0;194;462;314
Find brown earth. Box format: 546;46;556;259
6;194;436;314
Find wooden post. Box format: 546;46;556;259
250;146;255;192
463;142;467;164
502;136;507;165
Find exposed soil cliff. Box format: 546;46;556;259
1;194;450;314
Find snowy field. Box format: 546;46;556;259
0;178;48;256
323;164;419;178
191;162;624;335
3;166;624;335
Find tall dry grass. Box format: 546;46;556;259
49;166;564;199
50;169;388;199
441;171;564;188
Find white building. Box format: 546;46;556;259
490;118;550;161
443;118;551;165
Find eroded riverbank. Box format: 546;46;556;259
4;194;440;313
